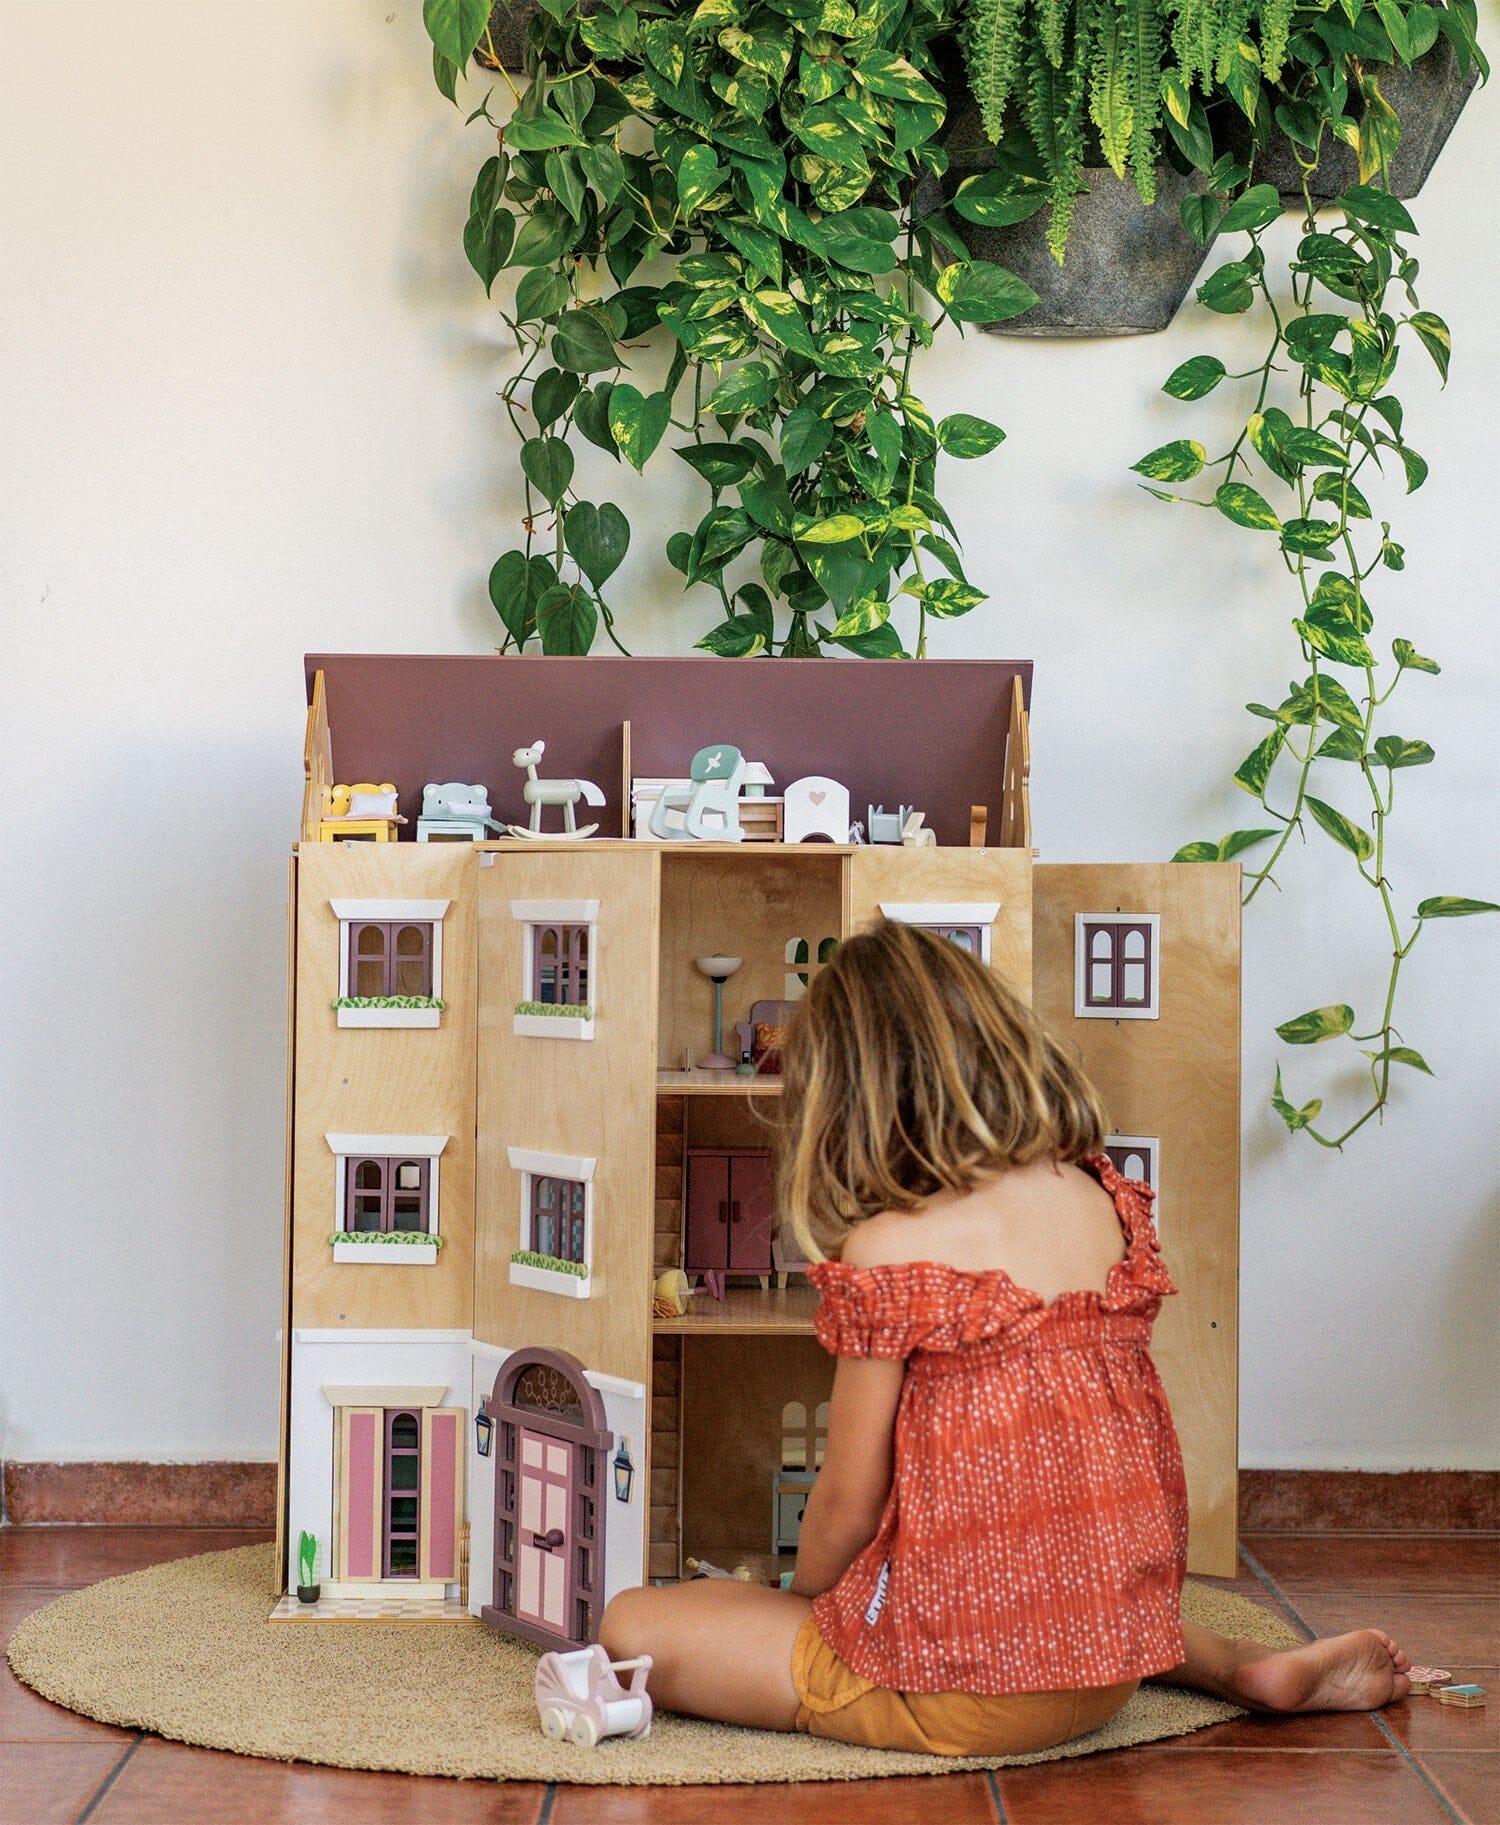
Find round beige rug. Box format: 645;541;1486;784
7;1546;1297;1784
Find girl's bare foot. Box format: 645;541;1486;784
1232;1629;1413;1713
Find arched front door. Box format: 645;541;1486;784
482;1347;612;1653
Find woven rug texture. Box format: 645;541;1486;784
6;1545;1299;1784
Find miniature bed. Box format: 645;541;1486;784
278;654;1241;1654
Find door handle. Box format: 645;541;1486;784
731;1200;741;1223
718;1199;728;1225
532;1529;565;1552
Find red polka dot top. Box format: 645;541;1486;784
805;1154;1189;1696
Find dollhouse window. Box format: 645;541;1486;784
878;903;1001;965
780;1401;830;1471
327;1133;448;1255
1074;914;1160;1020
344;1156;431;1233
383;1409;422;1577
784;936;837;999
533;925;590;1007
1104;1135;1160;1210
507;1147;596;1294
330;897;450;1027
529;1175;588;1266
511;899;598;1038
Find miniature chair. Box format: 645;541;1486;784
648;745;747;842
318;783;407;843
416;782;506;843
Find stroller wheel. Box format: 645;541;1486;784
569;1713;599;1749
540;1705;568;1742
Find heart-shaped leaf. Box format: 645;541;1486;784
520;436;574;506
1275;1004;1355;1045
608;384;672;471
565;501;630;588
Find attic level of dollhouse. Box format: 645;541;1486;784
278;655;1240;1652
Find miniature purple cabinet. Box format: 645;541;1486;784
684;1150;774;1280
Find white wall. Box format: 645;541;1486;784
2;0;1495;1472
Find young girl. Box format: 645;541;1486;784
602;920;1411;1756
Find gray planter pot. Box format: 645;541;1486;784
918;101;1212;337
474;0;537;74
1224;40;1478;204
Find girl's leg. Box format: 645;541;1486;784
1156;1619;1412;1712
601;1580;813;1731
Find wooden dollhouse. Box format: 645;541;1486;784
275;655;1241;1649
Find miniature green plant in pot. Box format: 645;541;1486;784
297;1530;320;1599
424;0;1039;658
1131;0;1493;1146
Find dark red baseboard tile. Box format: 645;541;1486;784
1;1461;277;1527
5;1463;1493;1532
1240;1470;1499;1533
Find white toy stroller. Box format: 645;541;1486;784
535;1645;654;1748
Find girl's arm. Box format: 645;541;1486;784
788;1354;904;1599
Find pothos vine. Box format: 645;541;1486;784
1132;31;1495;1146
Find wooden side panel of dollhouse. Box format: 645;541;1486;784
1032;862;1241;1577
472;845;659;1392
275;851;298;1593
289;842;479;1332
842;847;1033;1002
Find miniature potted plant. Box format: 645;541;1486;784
296;1530;321;1604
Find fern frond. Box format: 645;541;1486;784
1039;0;1070;67
1026;2;1090;261
1214;0;1255;83
963;0;1029;142
1128;0;1164;200
1088;0;1134;181
1256;0;1294;84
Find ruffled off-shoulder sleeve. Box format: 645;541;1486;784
807;1260;1041;1360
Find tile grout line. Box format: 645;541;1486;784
537;1781;557;1825
1242;1548;1470;1825
72;1731;145;1825
984;1767;1010;1822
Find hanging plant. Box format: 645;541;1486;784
946;0;1300;260
424;0;1039;659
1132;0;1493;1146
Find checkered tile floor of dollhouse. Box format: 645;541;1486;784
268;1592;475;1623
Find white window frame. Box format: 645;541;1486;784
1103;1134;1161;1216
510;898;598;1040
507;1145;596;1298
326;1133;448;1264
1074;913;1161;1020
879;902;1002;965
331;898;451;1029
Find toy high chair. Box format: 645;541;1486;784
535;1646;653;1748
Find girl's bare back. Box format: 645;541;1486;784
843;1157;1127;1302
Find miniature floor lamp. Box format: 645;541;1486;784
694;955;742;1070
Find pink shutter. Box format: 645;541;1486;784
337;1407;383;1582
419;1407;465;1582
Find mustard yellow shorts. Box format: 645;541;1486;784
791;1615;1139;1758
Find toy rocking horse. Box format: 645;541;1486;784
506;741;606;840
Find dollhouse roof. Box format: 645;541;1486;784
303;655;1032;848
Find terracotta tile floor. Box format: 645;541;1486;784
0;1526;1494;1824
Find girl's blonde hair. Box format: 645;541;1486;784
778;918;1107;1261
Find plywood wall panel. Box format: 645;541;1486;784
474;847;659;1392
844;847;1033;1002
1033;863;1241;1576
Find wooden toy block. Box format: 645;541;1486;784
1436;1685;1485;1707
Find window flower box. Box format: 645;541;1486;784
333;995;445;1030
509;1248;591;1298
512;1001;595;1041
330;1230;442;1266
